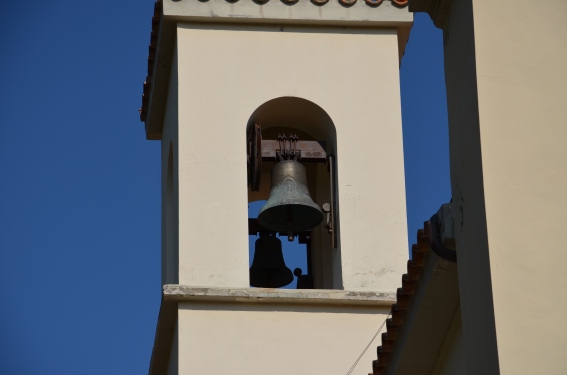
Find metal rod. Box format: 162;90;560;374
328;155;337;249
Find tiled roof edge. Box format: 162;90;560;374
369;221;431;375
138;0;411;123
139;0;162;123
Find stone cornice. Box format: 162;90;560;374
140;0;413;139
163;285;396;306
148;284;395;375
164;0;412;27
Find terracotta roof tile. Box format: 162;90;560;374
138;0;410;123
368;221;432;375
139;0;162;122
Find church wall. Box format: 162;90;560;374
444;0;567;373
443;0;500;372
177;301;389;374
471;1;567;373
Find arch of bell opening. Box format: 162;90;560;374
246;97;341;290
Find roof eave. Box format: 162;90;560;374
372;222;460;375
141;0;415;140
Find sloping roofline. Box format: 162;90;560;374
370;221;460;375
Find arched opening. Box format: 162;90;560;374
246;97;341;289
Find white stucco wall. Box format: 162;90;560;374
471;1;567;373
444;0;567;373
175;23;408;292
177;301;388;375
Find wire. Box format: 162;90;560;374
345;312;391;375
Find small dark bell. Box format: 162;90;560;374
257;160;324;237
249;235;293;288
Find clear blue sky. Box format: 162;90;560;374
0;2;449;374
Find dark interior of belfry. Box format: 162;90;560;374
246;98;338;289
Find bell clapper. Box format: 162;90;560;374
287;205;295;242
287;227;295;242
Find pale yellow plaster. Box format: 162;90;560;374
178;301;388;375
176;23;408;291
443;0;567;373
471;1;567;373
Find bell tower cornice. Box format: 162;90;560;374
163;0;411;26
140;0;412;139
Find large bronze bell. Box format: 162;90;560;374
257;160;324;238
249;234;293;288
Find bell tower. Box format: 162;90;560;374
140;1;412;374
